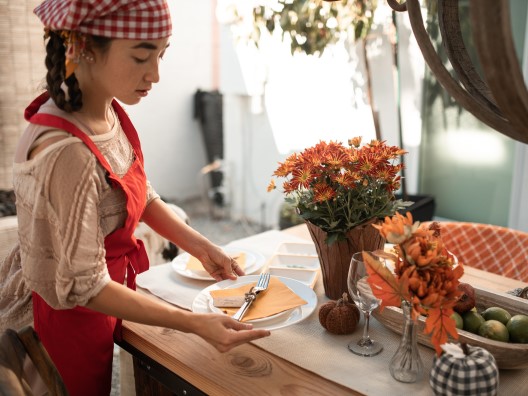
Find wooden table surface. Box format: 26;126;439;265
121;225;527;395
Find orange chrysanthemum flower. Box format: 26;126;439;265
290;165;313;190
313;182;336;203
373;212;418;244
332;172;357;188
268;137;410;244
348;136;362;148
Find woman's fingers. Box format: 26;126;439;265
227;319;254;331
208;268;224;281
207;257;244;281
231;261;245;276
197;314;271;352
225;317;270;337
201;246;248;280
214;325;271;352
217;329;271;352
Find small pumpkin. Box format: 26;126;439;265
430;343;499;396
318;292;360;335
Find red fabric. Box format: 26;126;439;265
34;0;172;40
423;221;528;282
27;93;149;396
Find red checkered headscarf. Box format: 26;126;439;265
34;0;172;40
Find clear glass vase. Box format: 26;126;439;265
389;300;424;383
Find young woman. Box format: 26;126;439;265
0;1;270;394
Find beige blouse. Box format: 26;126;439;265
0;98;159;331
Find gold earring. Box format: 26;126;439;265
81;51;94;63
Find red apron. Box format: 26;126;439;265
25;93;150;396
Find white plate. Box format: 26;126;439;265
192;275;318;330
171;247;266;281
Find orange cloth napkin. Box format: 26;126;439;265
209;277;307;322
186;252;247;272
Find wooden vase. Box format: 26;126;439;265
306;219;386;300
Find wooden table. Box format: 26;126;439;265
119;225;527;395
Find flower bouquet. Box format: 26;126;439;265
268;137;411;244
363;212;464;354
268;137;411;298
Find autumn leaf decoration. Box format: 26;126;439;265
363;252;410;309
363;212;464;354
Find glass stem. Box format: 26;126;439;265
361;311;371;342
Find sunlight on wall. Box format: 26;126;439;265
221;2;424;156
235;33;378;154
446;129;506;166
262;43;377;154
397;12;425;150
401;107;422;147
218;0;381;154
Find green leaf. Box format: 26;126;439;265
325;232;342;245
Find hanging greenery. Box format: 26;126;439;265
222;0;378;56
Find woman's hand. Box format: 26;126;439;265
87;282;269;353
200;245;245;281
189;312;271;352
140;199;245;281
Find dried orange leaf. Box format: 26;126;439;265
424;307;459;355
363;252;410;311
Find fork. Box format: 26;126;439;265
232;272;270;321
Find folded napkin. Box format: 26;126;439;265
209;277;307;322
185;252;247;272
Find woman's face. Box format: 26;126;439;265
83;37;171;105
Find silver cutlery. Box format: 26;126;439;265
232;272;270;321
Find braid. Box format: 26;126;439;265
44;31;83;112
65;74;83;111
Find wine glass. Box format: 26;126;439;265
347;251;383;357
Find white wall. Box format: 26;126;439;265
125;1;214;201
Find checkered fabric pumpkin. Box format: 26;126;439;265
430;344;499;396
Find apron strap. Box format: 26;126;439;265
25;92;144;175
29;112;118;182
111;101;144;163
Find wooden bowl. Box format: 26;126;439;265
371;286;528;369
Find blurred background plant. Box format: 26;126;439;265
217;0;378;56
278;200;304;230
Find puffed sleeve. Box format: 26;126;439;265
146;179;159;205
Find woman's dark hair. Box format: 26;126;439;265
45;32;113;112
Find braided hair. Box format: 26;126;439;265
44;32;112;113
44;31;81;112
